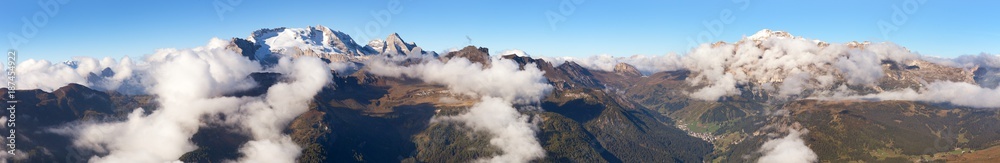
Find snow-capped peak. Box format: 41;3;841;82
747;29;795;41
232;25;434;63
366;39;387;53
248;25;370;55
386;33;403;42
242;25;378;63
365;32;426;56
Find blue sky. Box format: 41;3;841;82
2;0;998;62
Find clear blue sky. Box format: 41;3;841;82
2;0;998;62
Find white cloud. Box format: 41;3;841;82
778;71;811;98
368;56;552;162
435;97;545;163
840;81;1000;109
51;38;332;163
677;35;927;101
368;57;551;103
231;56;331;162
64;44;258;162
833;50;883;85
11;59;89;91
539;54;616;72
328;61;358;75
865;43;919;63
689;73;739;101
757;128;818;163
924;53;1000;68
9;56;142;92
618;53;684;75
235;136;302;163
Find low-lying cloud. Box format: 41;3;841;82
61;40;261;162
231;56;331;163
368;56;552;162
368;56;552;103
47;38;333;162
757;127;818;163
7;56;141;93
436;97;546;163
836;81;1000;109
924;53;1000;68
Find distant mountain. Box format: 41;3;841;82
613;63;642;77
364;33;436;57
656;29;980;100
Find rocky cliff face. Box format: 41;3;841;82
614;63;642;77
876;59;977;91
553;62;603;89
225;38;260;60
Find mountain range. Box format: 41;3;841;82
4;27;1000;163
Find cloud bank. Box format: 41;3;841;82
437;97;546;163
48;38;333;163
63;40;260;162
231;57;331;163
836;81;1000;109
368;57;552;103
923;53;1000;68
757;127;818;163
368;56;552;163
7;56;142;92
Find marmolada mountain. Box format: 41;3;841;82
4;26;1000;162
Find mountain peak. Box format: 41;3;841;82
387;32;402;40
313;24;332;31
443;46;491;66
239;26;382;63
747;29;795;41
234;26;433;62
368;32;427;56
614;63;642;77
385;32;407;45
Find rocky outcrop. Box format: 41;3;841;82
226;38;260;60
555;61;603;89
614;63;642;77
443;46;491;67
